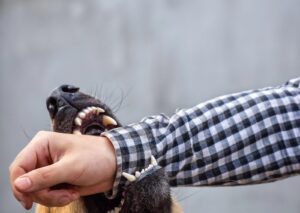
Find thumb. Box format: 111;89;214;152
14;161;68;193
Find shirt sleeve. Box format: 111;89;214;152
102;77;300;198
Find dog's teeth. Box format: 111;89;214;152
120;198;124;205
78;112;86;119
108;207;121;213
102;115;117;126
135;171;141;178
75;117;82;126
150;155;158;166
141;169;145;173
91;106;97;112
83;108;89;114
73;129;82;135
148;164;153;170
96;107;105;114
122;172;136;182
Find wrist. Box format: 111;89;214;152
101;136;117;189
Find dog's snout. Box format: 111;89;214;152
60;85;80;93
46;85;81;119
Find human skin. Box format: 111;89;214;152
9;131;117;210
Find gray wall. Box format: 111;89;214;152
1;0;300;212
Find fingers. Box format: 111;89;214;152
31;189;80;207
10;131;51;191
11;186;33;210
14;161;68;193
9;162;33;209
9;131;60;207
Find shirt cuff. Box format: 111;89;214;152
101;130;124;199
100;116;165;198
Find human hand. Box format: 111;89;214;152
9;131;116;209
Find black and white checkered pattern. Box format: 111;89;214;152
103;78;300;198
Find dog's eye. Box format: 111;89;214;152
46;97;58;119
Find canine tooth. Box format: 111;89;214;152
78;112;86;119
150;155;158;166
147;164;154;170
75;117;82;126
120;199;124;205
135;171;141;178
141;169;145;173
122;172;136;182
102;115;117;126
96;107;105;114
91;106;97;112
114;207;121;213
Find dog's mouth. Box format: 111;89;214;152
72;106;118;136
47;85;125;212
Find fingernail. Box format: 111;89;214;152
15;177;32;191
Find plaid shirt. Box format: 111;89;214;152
103;77;300;198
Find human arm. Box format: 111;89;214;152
103;77;300;198
10;78;300;208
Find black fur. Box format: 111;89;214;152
46;85;172;213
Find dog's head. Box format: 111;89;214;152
45;85;125;212
44;85;178;213
46;85;121;136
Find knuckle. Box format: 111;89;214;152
8;163;13;173
36;131;48;139
40;169;52;181
35;169;50;185
34;131;52;145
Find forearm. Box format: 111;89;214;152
103;78;300;197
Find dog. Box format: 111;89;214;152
35;85;182;213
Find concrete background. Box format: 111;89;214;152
1;0;300;212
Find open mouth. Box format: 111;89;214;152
72;106;118;136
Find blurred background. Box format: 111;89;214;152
1;0;300;212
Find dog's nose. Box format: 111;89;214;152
60;85;80;93
46;85;80;119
